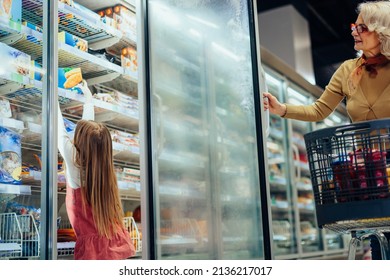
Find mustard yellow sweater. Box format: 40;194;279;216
284;58;390;122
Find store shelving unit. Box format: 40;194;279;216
263;60;354;259
0;0;141;259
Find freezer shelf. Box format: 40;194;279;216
0;16;136;94
0;75;139;132
22;0;137;53
0;213;40;259
22;0;121;43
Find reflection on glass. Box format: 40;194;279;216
148;0;264;259
287;86;321;253
265;71;298;256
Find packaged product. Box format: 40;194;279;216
97;7;114;18
0;0;22;22
0;126;22;185
0;98;12;118
30;60;43;81
58;0;74;7
22;21;42;32
58;31;88;52
63;117;76;139
121;46;137;74
58;67;83;90
101;15;116;28
110;129;139;147
97;8;117;28
113;5;136;38
63;117;76;133
0;42;31;76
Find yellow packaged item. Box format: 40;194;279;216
58;67;83;90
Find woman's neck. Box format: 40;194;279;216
364;52;381;58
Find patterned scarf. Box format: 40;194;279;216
348;54;389;92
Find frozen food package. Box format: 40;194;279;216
58;67;83;92
0;42;31;77
113;5;136;38
0;98;12;118
0;0;22;22
58;31;88;52
121;46;137;74
0;126;22;184
63;117;76;139
58;0;74;7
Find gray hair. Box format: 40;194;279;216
358;1;390;58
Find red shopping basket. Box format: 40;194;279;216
304;119;390;233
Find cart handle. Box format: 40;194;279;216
305;119;390;141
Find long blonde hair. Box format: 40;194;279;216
73;120;124;238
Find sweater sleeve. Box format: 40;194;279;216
57;102;81;189
283;61;349;122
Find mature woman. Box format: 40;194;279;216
263;1;390;260
264;1;390;123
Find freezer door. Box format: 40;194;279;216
144;0;270;259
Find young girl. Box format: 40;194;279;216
57;80;135;260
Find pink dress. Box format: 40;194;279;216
66;186;135;260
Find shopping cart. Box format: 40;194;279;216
304;119;390;260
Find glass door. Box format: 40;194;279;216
0;0;49;259
264;68;298;258
144;0;270;259
52;0;141;259
286;84;321;255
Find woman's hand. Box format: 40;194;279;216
263;92;287;117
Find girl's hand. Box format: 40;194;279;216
79;80;93;104
263;92;287;117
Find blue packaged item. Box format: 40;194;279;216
63;117;76;139
0;126;22;185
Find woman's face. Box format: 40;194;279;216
351;14;381;57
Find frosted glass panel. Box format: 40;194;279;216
148;0;265;259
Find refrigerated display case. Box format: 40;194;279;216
142;0;271;259
263;60;353;259
264;68;298;257
1;0;272;260
53;0;142;259
0;0;142;259
0;0;48;259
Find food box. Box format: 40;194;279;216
29;60;43;81
97;7;117;28
0;0;22;22
58;31;88;52
0;98;11;118
0;126;22;185
113;5;136;38
22;21;43;32
58;67;83;90
58;0;74;7
0;42;31;76
121;46;137;74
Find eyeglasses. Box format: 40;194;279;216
351;23;369;34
